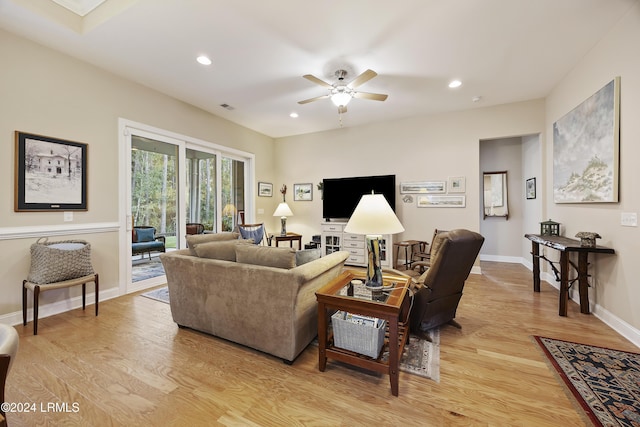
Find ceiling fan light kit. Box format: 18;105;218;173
299;68;388;113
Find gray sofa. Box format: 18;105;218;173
160;232;349;363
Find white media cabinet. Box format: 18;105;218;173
320;221;392;268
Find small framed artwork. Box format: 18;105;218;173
417;195;466;208
448;176;466;193
15;131;88;211
258;182;273;197
400;181;446;194
526;177;536;199
294;183;313;201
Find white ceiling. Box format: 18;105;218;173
0;0;636;138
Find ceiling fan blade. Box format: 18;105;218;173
298;94;330;104
348;69;377;89
303;74;333;88
338;105;348;114
353;91;388;101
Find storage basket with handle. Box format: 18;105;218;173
27;237;95;284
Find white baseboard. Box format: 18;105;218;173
519;260;640;349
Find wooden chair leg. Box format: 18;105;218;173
33;285;40;335
82;283;86;310
22;280;28;326
94;274;99;316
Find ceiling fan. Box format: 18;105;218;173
298;69;388;113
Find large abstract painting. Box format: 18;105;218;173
553;77;620;203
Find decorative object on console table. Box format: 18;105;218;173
540;219;560;236
575;231;601;248
14;131;88;212
344;192;404;289
273;202;293;236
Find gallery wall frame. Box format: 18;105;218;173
15;131;88;212
553;77;620;203
526;177;536;199
293;183;313;201
417;194;466;208
448;176;466;193
400;181;446;194
258;182;273;197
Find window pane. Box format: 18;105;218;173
186;149;217;233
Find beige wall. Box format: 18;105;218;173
544;3;640;335
0;30;274;318
274;100;545;252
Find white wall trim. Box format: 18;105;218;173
0;222;119;240
480;254;523;263
519;259;640;349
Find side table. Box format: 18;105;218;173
315;269;411;396
271;232;302;250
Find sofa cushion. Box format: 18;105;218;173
136;228;155;242
295;248;321;266
235;244;296;269
194;239;253;261
186;232;240;255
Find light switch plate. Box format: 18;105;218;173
621;212;637;227
257;208;264;214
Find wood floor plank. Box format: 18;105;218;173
4;261;638;426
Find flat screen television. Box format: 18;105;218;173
322;174;396;220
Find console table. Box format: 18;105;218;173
525;234;614;316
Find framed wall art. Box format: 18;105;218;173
448;176;466;193
526;177;536;199
15;131;88;211
258;182;273;197
553;77;620;203
400;181;446;194
293;183;313;201
417;195;466;208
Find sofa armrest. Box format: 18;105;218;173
290;251;350;283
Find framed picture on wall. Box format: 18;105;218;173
448;176;466;193
526;177;536;199
400;181;446;194
258;182;273;197
293;183;313;201
15;131;88;211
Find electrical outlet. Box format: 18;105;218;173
621;212;638;227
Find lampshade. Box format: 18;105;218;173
344;193;404;235
273;202;293;217
331;90;352;107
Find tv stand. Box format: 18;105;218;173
320;221;392;268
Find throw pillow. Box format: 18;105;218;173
186;232;240;255
194;239;253;261
235;245;296;269
135;228;155;243
295;248;321;266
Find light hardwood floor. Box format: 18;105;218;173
5;262;638;426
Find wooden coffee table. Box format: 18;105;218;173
315;269;411;396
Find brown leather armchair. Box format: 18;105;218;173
410;229;484;335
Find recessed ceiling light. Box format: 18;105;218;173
448;80;462;88
196;55;212;66
289;112;299;118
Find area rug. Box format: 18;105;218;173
382;328;440;382
140;286;169;303
534;336;640;426
132;257;165;282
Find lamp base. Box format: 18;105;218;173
280;217;287;236
365;235;383;289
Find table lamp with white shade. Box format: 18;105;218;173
273;202;294;236
344;192;404;289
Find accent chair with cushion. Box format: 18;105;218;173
132;226;166;259
409;229;484;336
236;223;269;245
186;223;205;235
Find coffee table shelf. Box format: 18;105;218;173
315;269;411;397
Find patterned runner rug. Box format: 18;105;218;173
142;286;439;381
534;336;640;426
